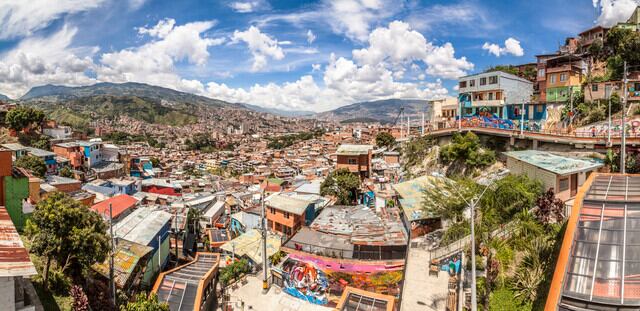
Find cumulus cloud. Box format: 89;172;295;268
97;19;224;94
352;21;473;79
231;26;285;71
482;37;524;57
229;0;269;13
0;25;97;98
593;0;640;27
0;0;106;40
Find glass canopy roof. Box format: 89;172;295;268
563;175;640;307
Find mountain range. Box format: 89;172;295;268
18;82;433;124
315;98;430;123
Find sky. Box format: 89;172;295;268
0;0;638;112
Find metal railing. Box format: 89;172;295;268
424;121;640;139
284;240;407;261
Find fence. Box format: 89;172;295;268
284;240;407;261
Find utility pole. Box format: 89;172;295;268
421;112;425;136
109;203;116;306
261;189;268;293
470;198;478;311
622;61;628;174
608;85;612;146
407;116;410;138
458;96;462;131
520;100;525;136
174;210;179;266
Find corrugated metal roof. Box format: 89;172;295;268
392;175;446;221
0;206;37;277
220;229;281;266
114;206;172;246
503;150;603;176
310;205;408;246
265;193;311;215
336;144;373;155
93;238;153;288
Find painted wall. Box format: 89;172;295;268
3;175;29;230
280;253;404;305
142;235;170;288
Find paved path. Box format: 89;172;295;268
222;275;332;311
400;246;451;311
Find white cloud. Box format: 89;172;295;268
0;0;106;40
229;0;269;13
97;19;224;94
0;25;97;98
325;0;400;42
593;0;640;27
312;63;322;72
482;37;524;57
352;21;473;80
306;30;316;44
231;26;285;72
129;0;147;10
407;3;497;37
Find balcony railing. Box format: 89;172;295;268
283;240;407;261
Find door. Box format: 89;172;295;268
570;174;578;197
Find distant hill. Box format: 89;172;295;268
21;82;241;109
0;94;9;101
316;99;430;123
241;103;314;117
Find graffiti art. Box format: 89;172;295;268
281;258;329;305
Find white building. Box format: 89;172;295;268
458;71;533;119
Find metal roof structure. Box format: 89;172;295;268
220;229;281;266
392;175;447;221
309;205;408;246
549;174;640;310
114;206;172;246
503;150;604;176
0;206;37;277
93;238;153;289
336;144;373;156
336;286;395;311
265;193;312;215
153;252;220;311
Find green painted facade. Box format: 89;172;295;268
141;236;170;288
3;175;29;230
546;86;581;103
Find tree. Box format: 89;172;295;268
320;168;361;205
59;166;75;179
422;177;479;223
24;192;109;288
440;132;495;173
5;106;45;131
375;132;396;149
120;293;168;311
15;155;47;177
534;188;565;224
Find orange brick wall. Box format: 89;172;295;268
266;208;303;236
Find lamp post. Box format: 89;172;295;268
622;61;628;174
520;100;525;136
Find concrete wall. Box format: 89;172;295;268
0;277;15;309
142;235;170;288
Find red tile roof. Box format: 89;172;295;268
92;194;138;219
0;206;37;277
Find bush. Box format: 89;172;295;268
489;287;527;311
219;259;251;286
47;268;72;295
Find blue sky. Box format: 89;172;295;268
0;0;637;111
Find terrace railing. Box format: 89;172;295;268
283;240;407;261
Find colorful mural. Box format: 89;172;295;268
281;258;329;305
279;254;405;305
460;114;514;130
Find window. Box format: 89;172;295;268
559;178;569;191
592;84;598;92
348;158;357;165
459;81;467;88
537;105;544;113
538;69;545;77
550;74;556;83
270;207;275;214
480;77;487;85
488;92;494;100
284;212;290;219
489;75;498;84
469;79;475;87
560;73;568;82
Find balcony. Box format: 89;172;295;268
546;64;581;74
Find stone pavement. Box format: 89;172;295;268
400;246;451;311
